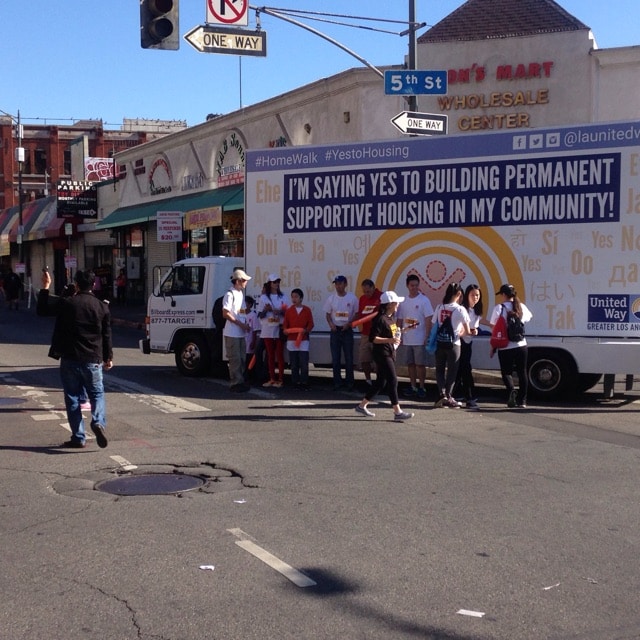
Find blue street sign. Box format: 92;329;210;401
384;70;447;95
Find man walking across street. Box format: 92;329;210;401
37;269;113;449
222;268;252;392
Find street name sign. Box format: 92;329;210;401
184;25;266;56
391;111;448;136
384;70;447;95
207;0;248;26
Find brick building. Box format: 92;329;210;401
0;118;186;294
0;117;186;209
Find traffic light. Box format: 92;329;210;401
140;0;179;50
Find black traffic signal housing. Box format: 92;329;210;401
140;0;179;50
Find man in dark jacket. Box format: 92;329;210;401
38;269;113;448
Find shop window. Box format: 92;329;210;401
34;148;47;174
219;211;244;257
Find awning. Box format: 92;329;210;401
24;197;65;241
0;208;19;237
96;185;244;230
0;197;56;242
0;209;19;256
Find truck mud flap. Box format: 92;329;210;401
139;338;151;355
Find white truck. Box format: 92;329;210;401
142;118;640;398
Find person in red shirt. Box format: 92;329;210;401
283;288;314;389
356;279;382;388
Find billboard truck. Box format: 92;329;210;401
142;119;640;399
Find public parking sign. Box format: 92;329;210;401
207;0;248;26
384;70;447;95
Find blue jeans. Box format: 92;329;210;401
60;359;106;444
289;350;310;385
330;327;354;387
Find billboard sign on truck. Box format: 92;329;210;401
246;121;640;341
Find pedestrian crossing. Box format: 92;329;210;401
0;372;210;434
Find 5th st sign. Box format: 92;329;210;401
184;25;267;56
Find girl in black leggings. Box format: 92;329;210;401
355;291;414;422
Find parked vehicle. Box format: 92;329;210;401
143;119;640;398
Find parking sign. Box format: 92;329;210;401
206;0;248;26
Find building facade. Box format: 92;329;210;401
0;118;186;294
3;0;640;302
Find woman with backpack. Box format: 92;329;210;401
432;283;471;408
489;284;533;408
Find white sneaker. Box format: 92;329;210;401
394;411;414;421
355;405;375;417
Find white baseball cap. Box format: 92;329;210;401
266;273;281;282
380;291;404;304
231;269;251;281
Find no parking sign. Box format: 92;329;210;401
206;0;248;26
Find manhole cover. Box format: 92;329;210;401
0;397;27;405
96;473;205;496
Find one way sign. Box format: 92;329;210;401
391;111;448;136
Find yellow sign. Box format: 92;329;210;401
184;206;222;230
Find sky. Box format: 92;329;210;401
0;1;637;129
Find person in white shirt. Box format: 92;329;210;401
454;284;483;409
397;273;434;399
489;283;533;408
257;274;290;387
323;275;358;391
432;282;471;408
222;269;252;392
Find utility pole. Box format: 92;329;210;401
16;110;24;269
408;0;418;113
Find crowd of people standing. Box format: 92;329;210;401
220;269;533;411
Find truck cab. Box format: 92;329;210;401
140;256;242;376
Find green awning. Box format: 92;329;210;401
96;185;244;230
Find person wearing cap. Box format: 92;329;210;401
257;273;290;387
355;291;414;421
489;284;533;408
223;269;252;392
323;275;358;391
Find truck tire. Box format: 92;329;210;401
575;373;602;394
175;333;211;377
526;349;577;400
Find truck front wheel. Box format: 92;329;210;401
175;334;211;377
527;349;577;400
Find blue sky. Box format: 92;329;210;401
0;1;637;129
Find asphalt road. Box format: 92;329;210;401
2;306;640;640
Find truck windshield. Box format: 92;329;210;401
160;266;205;296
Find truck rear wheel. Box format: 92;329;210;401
576;373;602;394
175;334;211;377
527;349;577;400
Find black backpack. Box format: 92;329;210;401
505;306;525;342
436;312;455;349
212;295;226;330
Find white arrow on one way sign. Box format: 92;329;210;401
391;111;448;136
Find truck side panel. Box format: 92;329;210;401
245;120;640;380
